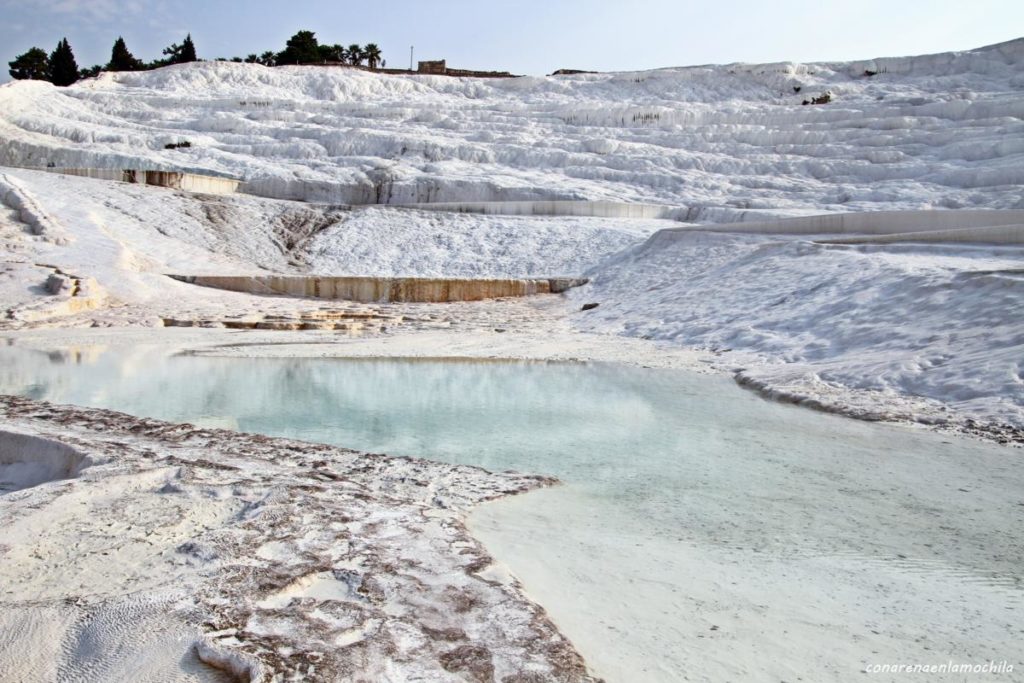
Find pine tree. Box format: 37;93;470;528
8;47;50;81
180;34;197;62
108;37;142;72
163;34;198;65
49;38;79;87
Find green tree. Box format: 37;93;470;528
347;44;364;66
319;43;345;63
277;30;320;65
79;64;104;80
49;38;79;86
180;34;197;62
8;47;50;81
107;37;142;72
363;43;382;70
163;33;198;65
245;54;259;63
257;51;276;66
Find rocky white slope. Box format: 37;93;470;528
0;395;591;682
0;38;1023;682
0;167;661;310
0;39;1022;215
0;40;1022;434
570;229;1024;431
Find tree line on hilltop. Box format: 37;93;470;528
7;31;384;86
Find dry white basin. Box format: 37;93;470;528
0;431;89;493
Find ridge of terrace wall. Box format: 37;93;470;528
395;200;677;219
16;165;1024;245
169;275;588;303
33;168;240;195
815;222;1024;245
652;209;1024;244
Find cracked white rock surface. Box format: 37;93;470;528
0;397;591;682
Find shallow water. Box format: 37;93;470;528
1;345;1021;681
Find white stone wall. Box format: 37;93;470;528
41;168;239;195
657;209;1024;244
395;200;675;219
170;275;588;303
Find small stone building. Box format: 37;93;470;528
417;60;447;75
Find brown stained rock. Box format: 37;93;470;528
299;321;334;330
423;625;468;642
440;644;496;682
463;553;493;574
255;321;302;331
169;274;588;303
0;395;594;682
445;586;484;614
502;674;554;683
356;574;387;605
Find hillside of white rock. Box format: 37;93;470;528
0;38;1022;433
1;38;1022;213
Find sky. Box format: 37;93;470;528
1;0;1022;83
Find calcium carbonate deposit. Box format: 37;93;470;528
0;36;1022;682
1;39;1022;212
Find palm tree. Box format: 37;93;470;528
347;44;364;66
319;44;345;63
245;54;259;63
258;51;276;66
363;43;382;70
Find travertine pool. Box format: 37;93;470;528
1;345;1020;682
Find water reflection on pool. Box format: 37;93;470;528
1;344;1020;682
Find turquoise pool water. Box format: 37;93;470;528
1;345;1020;682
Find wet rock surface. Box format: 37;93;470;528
0;395;595;682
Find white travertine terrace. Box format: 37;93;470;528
0;429;89;492
170;274;588;302
0;36;1022;681
1;38;1020;213
39;168;241;194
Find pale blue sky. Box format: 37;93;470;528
2;0;1022;82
